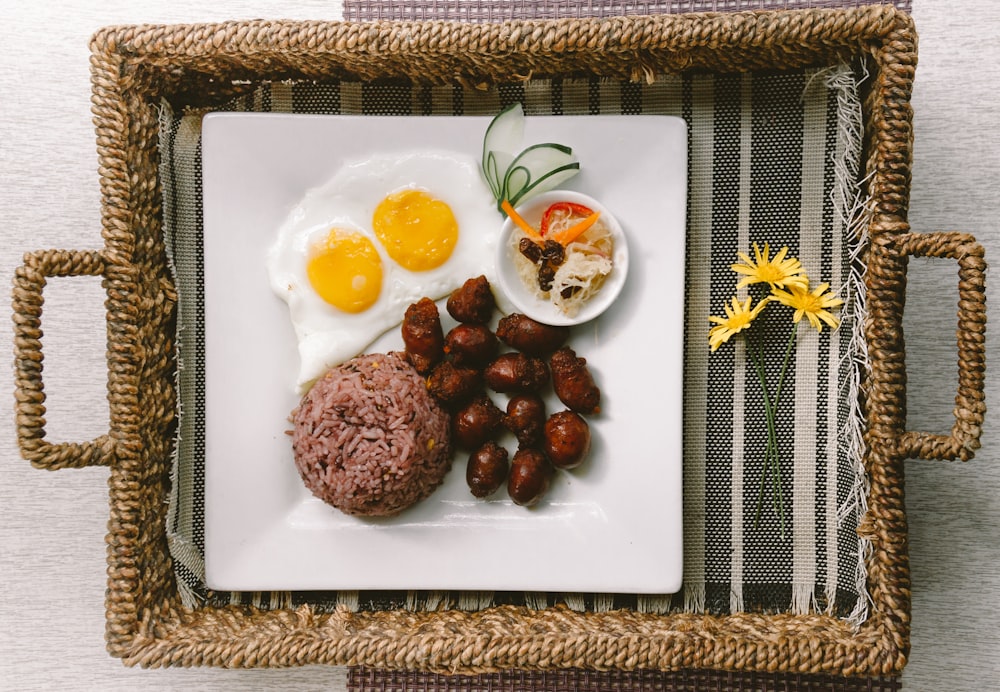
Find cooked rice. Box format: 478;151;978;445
291;352;453;517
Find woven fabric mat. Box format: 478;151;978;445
343;0;911;21
162;68;869;617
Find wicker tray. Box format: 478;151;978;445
11;6;987;675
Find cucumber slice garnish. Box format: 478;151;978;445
503;143;579;207
482;103;525;200
481;104;580;213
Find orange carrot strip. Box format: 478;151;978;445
550;211;601;246
501;199;543;241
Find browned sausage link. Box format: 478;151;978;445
495;313;570;356
452;395;504;450
426;361;481;408
443;323;499;368
507;448;553;507
549;346;601;414
483;353;550;393
543;410;591;470
401;297;444;374
466;441;509;498
446;275;496;324
504;394;546;447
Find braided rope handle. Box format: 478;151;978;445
12;249;116;470
897;232;987;461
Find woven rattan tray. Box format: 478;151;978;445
12;6;987;675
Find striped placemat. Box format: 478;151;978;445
161;67;869;620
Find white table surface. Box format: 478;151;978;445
1;2;997;689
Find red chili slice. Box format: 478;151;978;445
539;202;595;236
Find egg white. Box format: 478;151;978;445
267;150;500;391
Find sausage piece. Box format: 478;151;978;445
446;275;496;324
507;448;553;507
549;347;601;414
496;313;569;356
466;441;509;498
452;395;504;450
503;394;546;447
426;361;481;407
543;410;591;469
443;323;499;368
401;297;444;374
483;353;549;393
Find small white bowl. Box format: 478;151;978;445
495;190;629;327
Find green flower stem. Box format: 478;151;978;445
753;417;770;527
748;321;799;540
750;330;778;533
772;323;799;410
768;431;784;538
767;324;798;539
763;376;783;539
753;459;770;527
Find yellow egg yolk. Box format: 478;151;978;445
306;229;382;313
372;189;458;271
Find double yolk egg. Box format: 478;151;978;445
267;151;499;391
306;189;458;313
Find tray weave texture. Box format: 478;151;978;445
10;5;988;676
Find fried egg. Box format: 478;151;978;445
267;151;499;391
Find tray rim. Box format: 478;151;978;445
91;6;920;674
14;4;980;676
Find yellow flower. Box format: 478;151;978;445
770;281;844;332
708;295;770;352
731;242;808;291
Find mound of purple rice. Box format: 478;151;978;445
291;352;453;517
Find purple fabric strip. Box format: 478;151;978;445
348;667;904;691
344;0;911;22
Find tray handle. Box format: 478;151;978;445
12;249;115;469
896;232;987;462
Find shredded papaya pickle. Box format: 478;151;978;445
540;202;594;236
548;209;601;247
505;200;600;247
510;199;615;318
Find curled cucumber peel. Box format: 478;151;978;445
481;103;581;214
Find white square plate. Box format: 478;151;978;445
202;112;687;593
